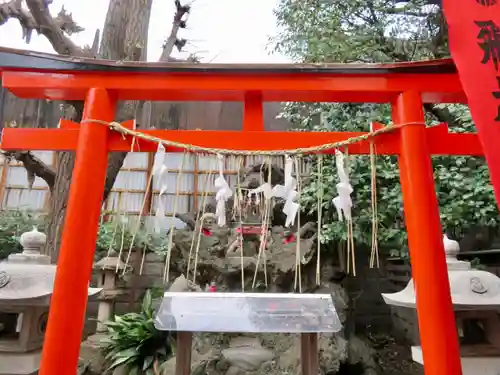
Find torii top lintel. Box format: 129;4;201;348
0;47;481;156
0;47;466;104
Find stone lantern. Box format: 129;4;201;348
93;250;127;333
79;251;128;373
0;227;101;375
382;234;500;375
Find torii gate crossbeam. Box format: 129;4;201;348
0;47;473;375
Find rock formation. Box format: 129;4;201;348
155;163;381;375
83;162;417;375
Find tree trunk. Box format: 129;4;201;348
44;149;76;259
2;0;188;261
44;0;153;261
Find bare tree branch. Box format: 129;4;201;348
1;0;86;55
4;151;56;190
384;7;431;17
88;28;100;57
0;0;37;42
1;0;192;200
424;103;460;127
0;1;89;188
25;0;85;55
160;0;190;61
102;0;191;201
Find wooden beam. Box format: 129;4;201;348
0;122;483;156
1;71;466;103
243;92;264;131
175;332;192;375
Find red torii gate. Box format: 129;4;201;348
0;47;483;375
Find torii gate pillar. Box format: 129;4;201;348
38;88;116;375
394;91;462;375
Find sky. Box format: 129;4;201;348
0;0;291;63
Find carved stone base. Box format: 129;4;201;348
412;346;500;375
0;350;41;375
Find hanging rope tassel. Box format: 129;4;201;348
344;147;356;276
137;174;154;275
106;192;122;260
348;218;356;276
293;156;302;293
316;155;323;285
346;220;351;275
116;141;136;272
236;156;245;291
191;213;214;286
163;151;188;283
118;134;154;275
252;156;272;289
369;135;380;269
264;157;272;287
187;156;213;282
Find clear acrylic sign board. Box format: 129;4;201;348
154;292;342;333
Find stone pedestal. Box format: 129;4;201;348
412;346;500;375
382;234;500;375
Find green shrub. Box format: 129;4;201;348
95;219;168;260
0;210;44;260
102;290;173;375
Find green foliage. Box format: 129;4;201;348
296;103;408;254
432;105;498;239
95;219;169;258
0;210;44;260
470;257;487;270
272;0;448;63
272;1;499;257
103;290;173;375
0;211;168;261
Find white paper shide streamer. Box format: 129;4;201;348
272;156;299;227
332;150;353;221
152;143;170;233
247;181;272;203
214;154;233;226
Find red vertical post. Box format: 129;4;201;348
243;91;264;131
39;88;116;375
393;91;462;375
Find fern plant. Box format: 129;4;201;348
102;290;173;375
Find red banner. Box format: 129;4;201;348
443;0;500;207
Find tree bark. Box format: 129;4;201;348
43;0;152;261
3;0;190;261
40;0;188;261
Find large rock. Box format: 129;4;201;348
222;337;273;371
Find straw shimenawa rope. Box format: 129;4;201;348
80;118;421;280
81;120;424;156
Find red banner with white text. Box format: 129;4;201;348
443;0;500;208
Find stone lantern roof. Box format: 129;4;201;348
382;235;500;310
94;250;127;271
0;227;101;305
